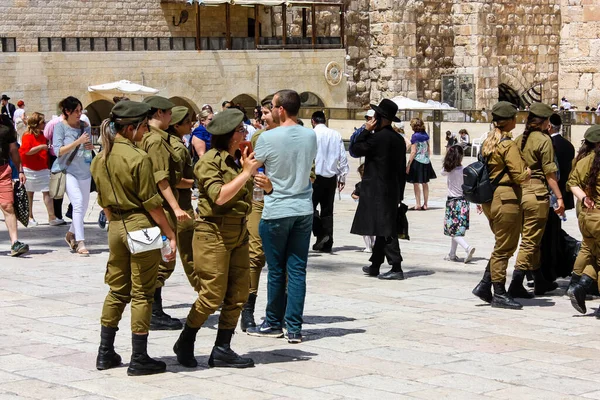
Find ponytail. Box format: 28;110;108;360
99;119;117;159
521;114;546;151
481;119;514;158
585;144;600;200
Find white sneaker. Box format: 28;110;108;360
444;254;459;262
28;219;38;227
465;247;476;264
363;247;372;253
49;218;66;226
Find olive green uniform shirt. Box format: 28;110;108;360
485;136;529;185
194;148;252;217
514;131;558;181
91;137;163;213
567;152;600;207
139;126;181;208
170;135;194;211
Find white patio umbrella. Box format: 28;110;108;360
87;80;159;96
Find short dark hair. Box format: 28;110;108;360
211;131;235;152
274;90;301;117
222;100;230;107
59;96;82;117
311;111;326;125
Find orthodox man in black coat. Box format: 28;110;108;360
540;113;576;282
349;99;407;280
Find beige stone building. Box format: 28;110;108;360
0;0;599;125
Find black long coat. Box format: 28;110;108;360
350;125;406;237
551;134;575;210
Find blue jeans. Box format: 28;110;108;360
259;214;312;334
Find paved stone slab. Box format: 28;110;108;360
1;154;598;399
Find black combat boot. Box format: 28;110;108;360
472;262;493;303
173;324;200;368
567;273;581;295
127;334;167;376
208;329;254;368
567;274;594;314
240;293;257;332
150;287;183;330
96;326;122;370
508;269;534;299
532;268;558;295
491;282;523;310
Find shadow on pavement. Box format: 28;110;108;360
302;327;366;341
520;298;556;307
303;315;356;324
403;269;435;278
247;348;317;364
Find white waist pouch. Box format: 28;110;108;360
126;227;162;254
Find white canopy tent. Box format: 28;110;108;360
391;96;455;110
87;80;160;96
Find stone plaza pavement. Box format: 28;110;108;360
1;154;600;399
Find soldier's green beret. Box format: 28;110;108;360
529;103;553;119
206;109;244;136
170;106;190;126
584;125;600;143
491;101;518;120
110;101;150;120
143;96;175;110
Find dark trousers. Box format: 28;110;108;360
312;175;337;245
370;236;402;267
47;153;63;219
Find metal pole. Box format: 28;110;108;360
256;65;260;106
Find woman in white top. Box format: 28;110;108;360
441;145;475;263
52;96;94;256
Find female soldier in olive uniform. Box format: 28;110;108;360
510;103;565;298
140;96;189;330
91;101;176;376
566;125;600;316
472;102;530;309
173;108;260;369
167;106;197;288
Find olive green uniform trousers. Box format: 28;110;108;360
578;210;600;279
515;181;549;271
156;207;177;289
482;186;522;283
177;208;197;288
248;200;265;295
186;217;250;330
101;212;161;333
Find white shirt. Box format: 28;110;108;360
244;124;257;141
441;166;464;198
313;123;349;182
80;114;91;126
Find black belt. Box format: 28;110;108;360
202;216;247;226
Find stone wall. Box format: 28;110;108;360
0;49;347;117
559;0;600;108
344;0;564;109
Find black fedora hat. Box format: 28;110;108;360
370;99;400;122
1;94;10;101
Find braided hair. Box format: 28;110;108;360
520;114;547;151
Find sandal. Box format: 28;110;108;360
409;206;422;211
65;232;76;251
422;205;428;210
75;241;90;257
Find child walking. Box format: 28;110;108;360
441;145;475;263
352;164;375;252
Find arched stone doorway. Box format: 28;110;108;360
299;91;325;107
498;84;523;108
169;96;200;118
230;94;258;118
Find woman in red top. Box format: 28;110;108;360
19;112;64;226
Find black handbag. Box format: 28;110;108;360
13;181;29;227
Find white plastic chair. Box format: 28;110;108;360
470;133;487;159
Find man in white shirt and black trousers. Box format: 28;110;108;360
311;111;349;252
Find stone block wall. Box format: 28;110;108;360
0;49;347;117
559;0;600;108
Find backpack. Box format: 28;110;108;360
348;126;365;158
461;138;509;204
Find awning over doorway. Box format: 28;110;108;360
87;80;159;96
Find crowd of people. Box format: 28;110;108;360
2;89;600;377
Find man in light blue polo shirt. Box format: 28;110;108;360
247;90;317;344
